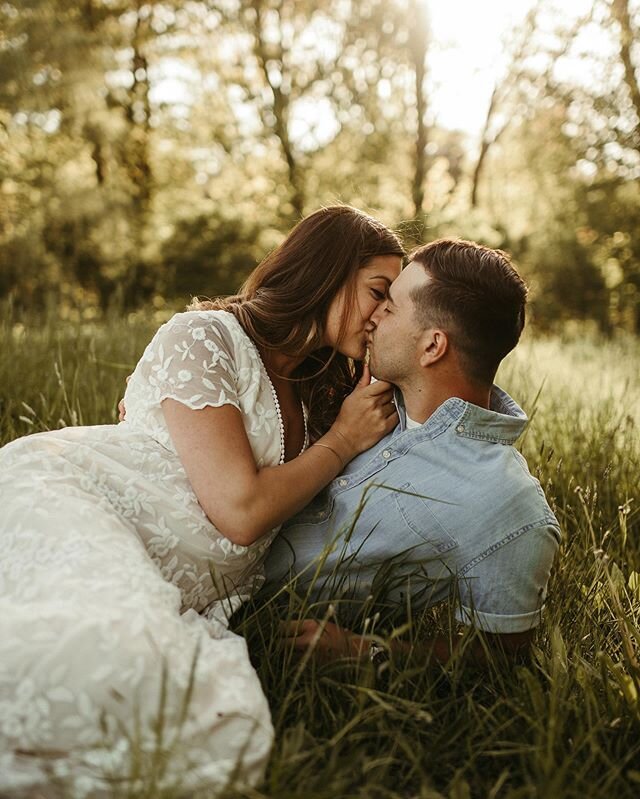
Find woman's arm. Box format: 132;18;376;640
162;370;397;546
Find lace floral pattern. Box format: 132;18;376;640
0;310;292;795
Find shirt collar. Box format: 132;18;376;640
395;385;528;445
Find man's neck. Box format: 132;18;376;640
399;376;492;424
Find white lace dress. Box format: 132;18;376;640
0;310;307;796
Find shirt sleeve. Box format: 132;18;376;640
140;312;241;412
454;522;561;634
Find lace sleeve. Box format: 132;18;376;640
140;312;241;412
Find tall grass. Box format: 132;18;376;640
1;304;639;798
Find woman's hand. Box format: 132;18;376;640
324;363;398;459
160;365;396;546
117;376;132;421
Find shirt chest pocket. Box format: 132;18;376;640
392;482;459;555
347;482;458;563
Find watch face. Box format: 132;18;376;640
369;641;389;668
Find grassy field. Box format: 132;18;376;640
1;303;640;798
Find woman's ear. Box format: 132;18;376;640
418;328;449;368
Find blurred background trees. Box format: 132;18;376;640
1;0;639;332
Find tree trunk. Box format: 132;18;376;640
125;3;153;217
121;1;154;304
251;0;304;217
409;1;428;218
471;85;501;209
611;0;640;152
91;140;106;185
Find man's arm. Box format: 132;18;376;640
283;619;534;666
282;519;558;665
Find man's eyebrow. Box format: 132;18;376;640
387;287;397;305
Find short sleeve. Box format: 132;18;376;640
140;312;241;412
454;523;561;634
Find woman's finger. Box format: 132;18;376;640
363;379;394;397
357;361;371;387
373;397;395;412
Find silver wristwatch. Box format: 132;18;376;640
369;640;390;669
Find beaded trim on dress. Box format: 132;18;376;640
216;310;309;465
251;346;309;465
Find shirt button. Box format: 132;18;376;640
382;450;391;459
338;478;348;487
456;424;465;433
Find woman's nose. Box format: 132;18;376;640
368;306;381;327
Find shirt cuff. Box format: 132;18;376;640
455;604;544;633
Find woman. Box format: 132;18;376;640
0;206;404;795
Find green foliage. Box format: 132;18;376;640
481;101;640;333
1;1;639;326
0;302;154;443
160;210;269;299
1;310;640;796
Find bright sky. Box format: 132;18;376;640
426;0;595;135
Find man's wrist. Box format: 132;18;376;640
368;640;390;668
345;632;390;663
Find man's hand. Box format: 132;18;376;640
117;376;131;421
282;618;534;666
281;619;363;662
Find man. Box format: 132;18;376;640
267;238;561;663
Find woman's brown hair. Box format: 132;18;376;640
190;205;405;439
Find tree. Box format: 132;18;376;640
610;0;640;156
0;1;196;307
408;0;428;218
469;7;541;209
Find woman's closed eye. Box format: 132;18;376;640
370;289;387;301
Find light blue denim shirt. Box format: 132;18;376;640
265;387;561;634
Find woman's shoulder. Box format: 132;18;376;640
160;309;244;344
163;308;237;330
156;308;258;367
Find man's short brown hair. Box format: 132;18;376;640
409;239;528;386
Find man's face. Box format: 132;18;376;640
367;260;430;383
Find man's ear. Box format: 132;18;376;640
418;328;449;368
